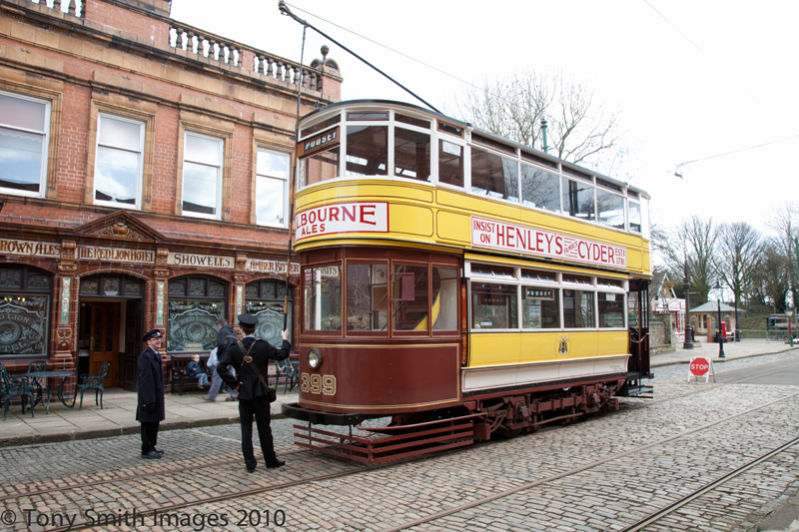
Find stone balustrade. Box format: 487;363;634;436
169;23;325;92
29;0;82;17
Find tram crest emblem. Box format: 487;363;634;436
557;336;569;355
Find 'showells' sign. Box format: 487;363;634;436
471;216;627;268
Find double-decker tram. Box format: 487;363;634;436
283;100;651;463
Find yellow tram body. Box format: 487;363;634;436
284;100;651;460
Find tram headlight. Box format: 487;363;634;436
307;348;322;369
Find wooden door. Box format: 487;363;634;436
89;302;120;387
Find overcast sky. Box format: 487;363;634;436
170;0;799;238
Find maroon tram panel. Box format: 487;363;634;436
298;342;460;414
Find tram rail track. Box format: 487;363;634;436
619;435;799;531
5;361;797;531
383;389;799;531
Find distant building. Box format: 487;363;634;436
0;0;341;387
650;270;686;346
689;301;737;342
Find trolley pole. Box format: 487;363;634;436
682;260;693;349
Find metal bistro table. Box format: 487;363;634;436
25;370;77;413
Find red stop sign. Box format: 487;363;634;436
690;357;710;376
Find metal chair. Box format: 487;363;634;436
26;360;51;411
1;362;35;421
77;362;110;409
274;358;299;393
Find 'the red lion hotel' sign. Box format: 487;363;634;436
471;216;627;268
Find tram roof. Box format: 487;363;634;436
300;99;649;199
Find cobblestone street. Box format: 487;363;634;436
3;350;799;531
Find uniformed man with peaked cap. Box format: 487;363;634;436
137;328;165;459
217;313;291;472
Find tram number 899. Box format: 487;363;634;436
299;372;336;396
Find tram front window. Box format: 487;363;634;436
303;264;342;331
392;264;428;331
394;128;430;181
347;262;388;331
301;146;339;187
346;125;387;176
439;140;463;187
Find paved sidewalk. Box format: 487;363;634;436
651;337;798;367
0;386;298;447
2;338;796;447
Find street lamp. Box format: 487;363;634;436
682;260;693;349
714;281;725;358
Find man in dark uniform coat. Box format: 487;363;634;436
137;328;165;459
217;313;291;472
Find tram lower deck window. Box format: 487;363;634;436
471;283;517;329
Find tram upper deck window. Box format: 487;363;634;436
396;114;430;128
301;146;339;187
394;127;430;181
521;163;561;213
347;262;388;332
300;115;340;138
596;187;625;230
562;177;595;221
346;125;387;176
303;264;342;331
628;199;642;233
439;140;463;187
471;146;519;202
471;282;517;329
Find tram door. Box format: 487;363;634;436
81;302;121;388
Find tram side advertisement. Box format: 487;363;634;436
471;216;627;268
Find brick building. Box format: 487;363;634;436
0;0;341;388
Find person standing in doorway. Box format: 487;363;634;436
217;313;291;473
137;328;165;459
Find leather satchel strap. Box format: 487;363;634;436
237;339;271;391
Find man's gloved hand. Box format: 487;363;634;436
143;403;156;413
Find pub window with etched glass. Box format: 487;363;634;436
0;90;50;198
0;265;52;357
256;148;290;227
167;276;227;353
182;132;222;218
94;114;143;208
245;278;293;346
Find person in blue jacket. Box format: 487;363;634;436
137;328;165;459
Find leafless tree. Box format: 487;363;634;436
653;216;718;304
751;240;791;312
770;203;799;311
716;222;764;311
460;72;619;170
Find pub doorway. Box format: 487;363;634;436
78;274;144;390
